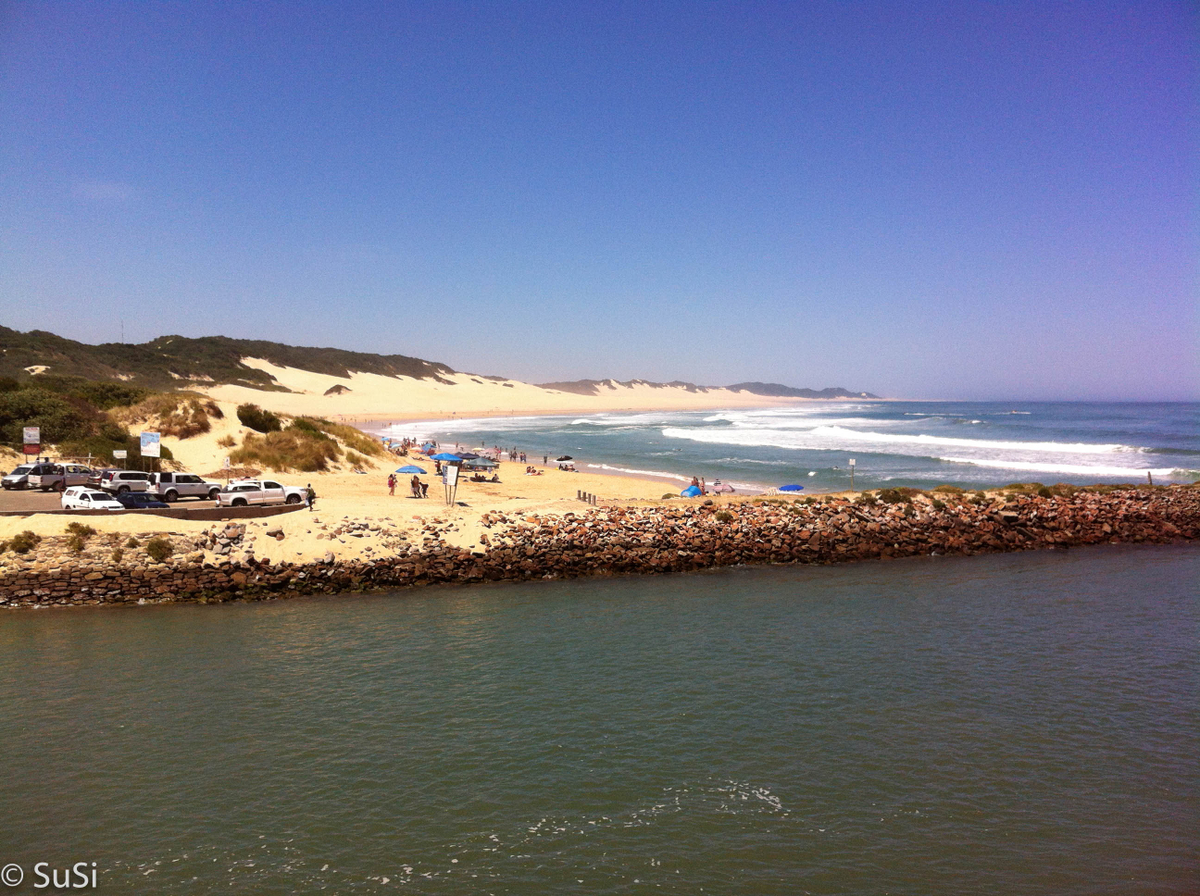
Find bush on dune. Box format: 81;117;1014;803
237;403;282;433
230;428;341;473
122;393;223;439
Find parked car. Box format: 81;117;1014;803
216;479;307;507
87;468;117;488
61;487;124;511
2;463;36;490
150;471;222;502
98;470;153;495
115;492;170;509
28;462;95;492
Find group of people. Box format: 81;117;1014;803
386;473;428;498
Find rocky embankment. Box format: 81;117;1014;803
1;486;1197;608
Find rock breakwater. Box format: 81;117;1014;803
1;486;1197;608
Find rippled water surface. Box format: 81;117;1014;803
1;546;1197;894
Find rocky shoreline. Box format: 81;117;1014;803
1;486;1197;609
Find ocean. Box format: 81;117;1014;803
374;401;1200;493
1;546;1196;893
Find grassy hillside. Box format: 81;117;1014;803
0;327;456;391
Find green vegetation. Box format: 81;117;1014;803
0;372;178;460
227;415;383;472
932;484;965;495
123;393;223;438
66;520;99;554
125;536;140;548
145;537;174;563
230;428;341;472
237;403;282;433
0;326;456;391
877;487;921;505
110;547;124;563
714;510;734;522
1;530;42;554
216;434;236;448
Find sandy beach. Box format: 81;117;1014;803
2;362;831;566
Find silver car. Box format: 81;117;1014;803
1;463;35;490
28;462;95;492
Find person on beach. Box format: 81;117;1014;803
411;475;421;498
420;481;429;498
387;474;396;496
305;484;316;511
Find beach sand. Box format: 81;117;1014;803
2;362;831;566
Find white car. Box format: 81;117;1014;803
216;479;307;508
61;487;124;511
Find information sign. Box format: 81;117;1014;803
140;431;161;458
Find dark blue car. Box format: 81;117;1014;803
115;492;170;509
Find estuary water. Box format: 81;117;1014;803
377;401;1200;493
1;545;1197;894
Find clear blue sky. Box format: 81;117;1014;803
1;1;1195;399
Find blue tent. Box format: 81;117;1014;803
395;465;427;474
680;485;703;497
431;453;461;462
778;484;805;492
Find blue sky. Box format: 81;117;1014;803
1;1;1195;399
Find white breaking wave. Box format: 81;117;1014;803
938;457;1191;477
661;425;1142;456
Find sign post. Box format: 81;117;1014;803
22;426;40;457
443;463;459;506
112;449;128;465
848;458;856;491
140;431;161;472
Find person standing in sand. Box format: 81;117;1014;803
387;474;396;496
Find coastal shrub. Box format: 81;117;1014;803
877;488;915;505
125;536;140;548
345;451;366;469
854;492;878;506
931;498;946;510
145;536;174;563
1002;482;1044;493
230;428;341;473
662;493;674;499
288;417;332;439
968;491;987;504
932;484;965;494
1037;486;1053;498
110;547;124;563
65;522;97;553
302;418;386;458
236;403;282;433
217;434;236;448
715;510;733;522
2;530;41;554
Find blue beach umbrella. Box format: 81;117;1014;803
680;485;703;497
431;453;461;461
395;465;427;474
778;484;805;492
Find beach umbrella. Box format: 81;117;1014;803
778;484;805;492
462;458;498;471
556;455;573;461
431;452;461;461
680;485;702;497
395;465;427;474
458;452;481;459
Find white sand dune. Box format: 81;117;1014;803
199;358;810;422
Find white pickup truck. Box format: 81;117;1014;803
216;479;307;507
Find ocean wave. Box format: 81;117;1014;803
937;457;1191;477
661;425;1144;456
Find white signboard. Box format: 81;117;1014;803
223;456;231;470
140;431;161;458
848;458;856;466
112;449;128;460
23;427;39;445
443;463;459;505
